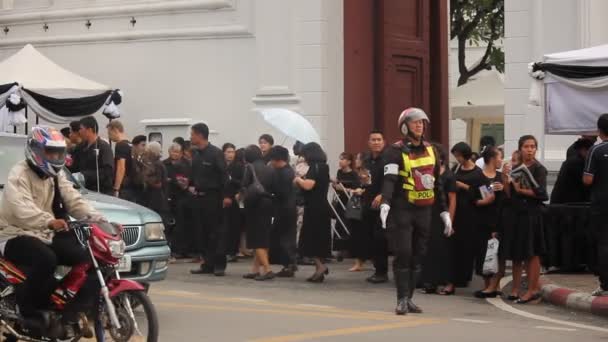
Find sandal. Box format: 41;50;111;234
438;288;455;296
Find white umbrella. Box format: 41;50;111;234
258;108;321;144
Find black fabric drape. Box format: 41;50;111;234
533;62;608;79
23;88;112;118
0;82;18;94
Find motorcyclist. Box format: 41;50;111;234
379;108;453;315
0;126;103;332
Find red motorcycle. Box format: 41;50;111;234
0;221;159;341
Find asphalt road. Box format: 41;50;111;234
146;261;608;342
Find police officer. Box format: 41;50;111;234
189;123;231;276
584;113;608;297
380;108;453;315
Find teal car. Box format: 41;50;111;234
0;133;171;283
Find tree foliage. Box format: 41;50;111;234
451;0;504;86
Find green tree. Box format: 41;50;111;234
451;0;504;86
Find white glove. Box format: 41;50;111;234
380;204;390;229
440;211;454;237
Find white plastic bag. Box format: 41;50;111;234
482;238;500;276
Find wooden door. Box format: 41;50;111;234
376;0;431;144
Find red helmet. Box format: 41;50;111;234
398;107;430;136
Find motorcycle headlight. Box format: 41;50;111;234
108;239;126;258
145;223;166;241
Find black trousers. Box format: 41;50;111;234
192;194;226;271
275;207;298;268
364;208;389;275
592;213;608;290
387;204;432;271
225;201;242;256
4;232;89;315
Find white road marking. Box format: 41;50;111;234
451;318;491;324
535;326;577;332
232;297;268;303
484;276;608;334
297;304;334;309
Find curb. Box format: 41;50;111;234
540;280;608;317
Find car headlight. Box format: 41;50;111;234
108;240;126;258
145;223;166;241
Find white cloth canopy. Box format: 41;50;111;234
529;44;608;134
0;44;110;98
0;44;118;125
451;70;504;119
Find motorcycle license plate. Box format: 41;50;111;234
118;255;132;272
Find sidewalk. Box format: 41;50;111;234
540;272;608;317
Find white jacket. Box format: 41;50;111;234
0;160;100;242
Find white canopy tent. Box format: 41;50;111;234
0;44;121;131
451;70;504;119
529;44;608;134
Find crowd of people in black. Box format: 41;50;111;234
61;113;608;299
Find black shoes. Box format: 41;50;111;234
395;298;408;315
366;274;389;284
243;273;259;279
307;268;329;283
515;293;542;304
406;299;422;314
255;272;276;281
190;266;214;275
190;265;225;276
474;290;501;299
276;267;296;278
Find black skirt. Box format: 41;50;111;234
420;206;453;286
245;197;273;249
501;205;546;262
299;203;332;258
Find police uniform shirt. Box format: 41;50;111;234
584;140;608;212
380;140;446;211
190;143;227;195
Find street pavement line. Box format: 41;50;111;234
152;290;399;319
156;302;412;322
248;320;441;342
484;276;608;334
451;318;491;324
297;304;334;309
232;297;268;303
535;326;577;332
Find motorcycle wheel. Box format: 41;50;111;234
102;290;159;342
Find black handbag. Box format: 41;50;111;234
345;195;363;220
244;164;266;202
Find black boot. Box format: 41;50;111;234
407;266;423;313
394;268;410;315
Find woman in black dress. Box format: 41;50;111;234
473;146;507;298
334;153;365;271
502;135;548;304
240;145;275;281
420;144;457;293
295;142;331;283
445;142;483;294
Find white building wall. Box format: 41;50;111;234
0;0;343;163
505;0;608;170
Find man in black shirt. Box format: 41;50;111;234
269;146;298;277
363;130;389;284
567;135;597;159
70;116;114;194
584;113;608;296
551;138;593;204
189;123;231;276
107;120;135;201
259;134;274;164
